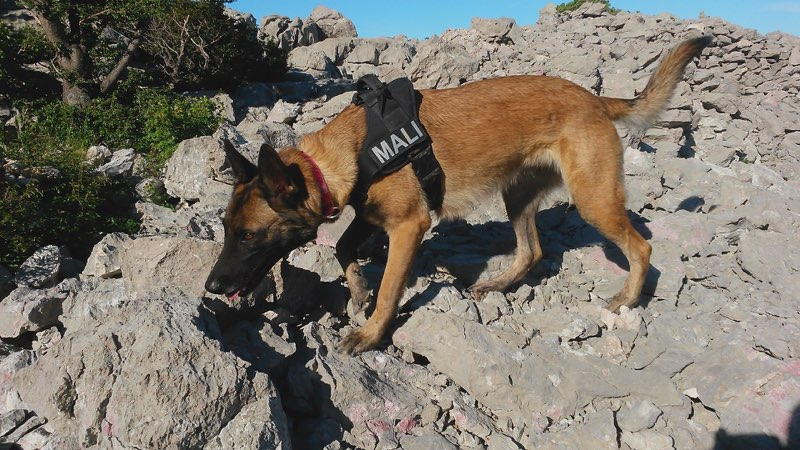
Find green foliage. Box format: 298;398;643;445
556;0;620;14
134;89;221;173
1;88;219;267
0;149;138;269
14;87;219;175
0;24;57;95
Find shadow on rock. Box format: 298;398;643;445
713;403;799;450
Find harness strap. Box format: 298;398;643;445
352;74;444;211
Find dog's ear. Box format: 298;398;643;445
257;143;306;209
223;140;257;183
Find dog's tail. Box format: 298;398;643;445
600;35;712;129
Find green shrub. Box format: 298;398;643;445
556;0;620;14
1;87;219;268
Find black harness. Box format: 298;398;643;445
351;74;444;211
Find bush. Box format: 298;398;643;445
556;0;620;14
0;87;220;268
144;0;287;90
0;24;58;98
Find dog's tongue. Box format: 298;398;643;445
226;290;240;302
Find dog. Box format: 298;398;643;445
205;36;712;354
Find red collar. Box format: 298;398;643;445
299;152;340;220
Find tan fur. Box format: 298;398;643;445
242;37;711;354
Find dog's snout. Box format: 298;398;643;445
204;275;226;294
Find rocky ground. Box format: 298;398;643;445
2;3;800;449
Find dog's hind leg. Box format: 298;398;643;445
561;135;652;312
336;215;378;314
471;168;561;294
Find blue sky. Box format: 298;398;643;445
232;0;800;39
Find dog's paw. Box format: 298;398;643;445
469;278;509;299
337;327;380;355
605;293;635;313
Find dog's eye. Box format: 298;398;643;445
242;231;254;241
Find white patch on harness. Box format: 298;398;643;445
370;120;425;164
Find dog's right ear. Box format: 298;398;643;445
223;139;257;183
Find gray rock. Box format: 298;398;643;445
621;430;674;450
304;324;426;450
82;232;132;278
0;287;67;338
61;278;127;329
470;17;520;44
266;100;302;124
526;409;618;449
288;46;341;77
400;431;458;450
617;400;663;432
12;291;291;449
119;236;222;299
163;134;230;202
394;308;682;431
95;148;135;177
407;39;481;89
261;15;322;50
0;409;27;438
85;145;112;165
14;245;61;289
308;6;357;39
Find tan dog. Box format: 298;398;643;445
205;36;712;354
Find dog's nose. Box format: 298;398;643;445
204;276;225;294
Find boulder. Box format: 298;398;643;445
0;287;67;338
82;232;132;278
308;6;357;39
119;236;222;299
14;245;61;289
12;291;292;449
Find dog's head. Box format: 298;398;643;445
205;140;320;300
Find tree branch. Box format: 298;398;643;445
100;19;150;94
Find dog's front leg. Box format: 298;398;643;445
338;217;429;354
335;215;377;314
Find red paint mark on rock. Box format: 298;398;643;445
366;419;392;434
396;416;417;434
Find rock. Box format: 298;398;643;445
82;232;132;278
394;308;682;432
618;400;663;432
266;100;302;124
61;278;127;330
407;39;481;89
12;291;291;449
95;148;135;177
308;6;357;39
0;287;67;338
470;17;521;44
527;409;618;449
0;409;27;438
261;15;322;50
288;45;341;77
119;236;222;299
737;230;800;299
163;134;231;202
304;324;427;450
621;430;674;450
85;145;112;165
537;3;559;31
14;245;61;289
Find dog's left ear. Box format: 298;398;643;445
258;143;306;209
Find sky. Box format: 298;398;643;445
231;0;800;39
